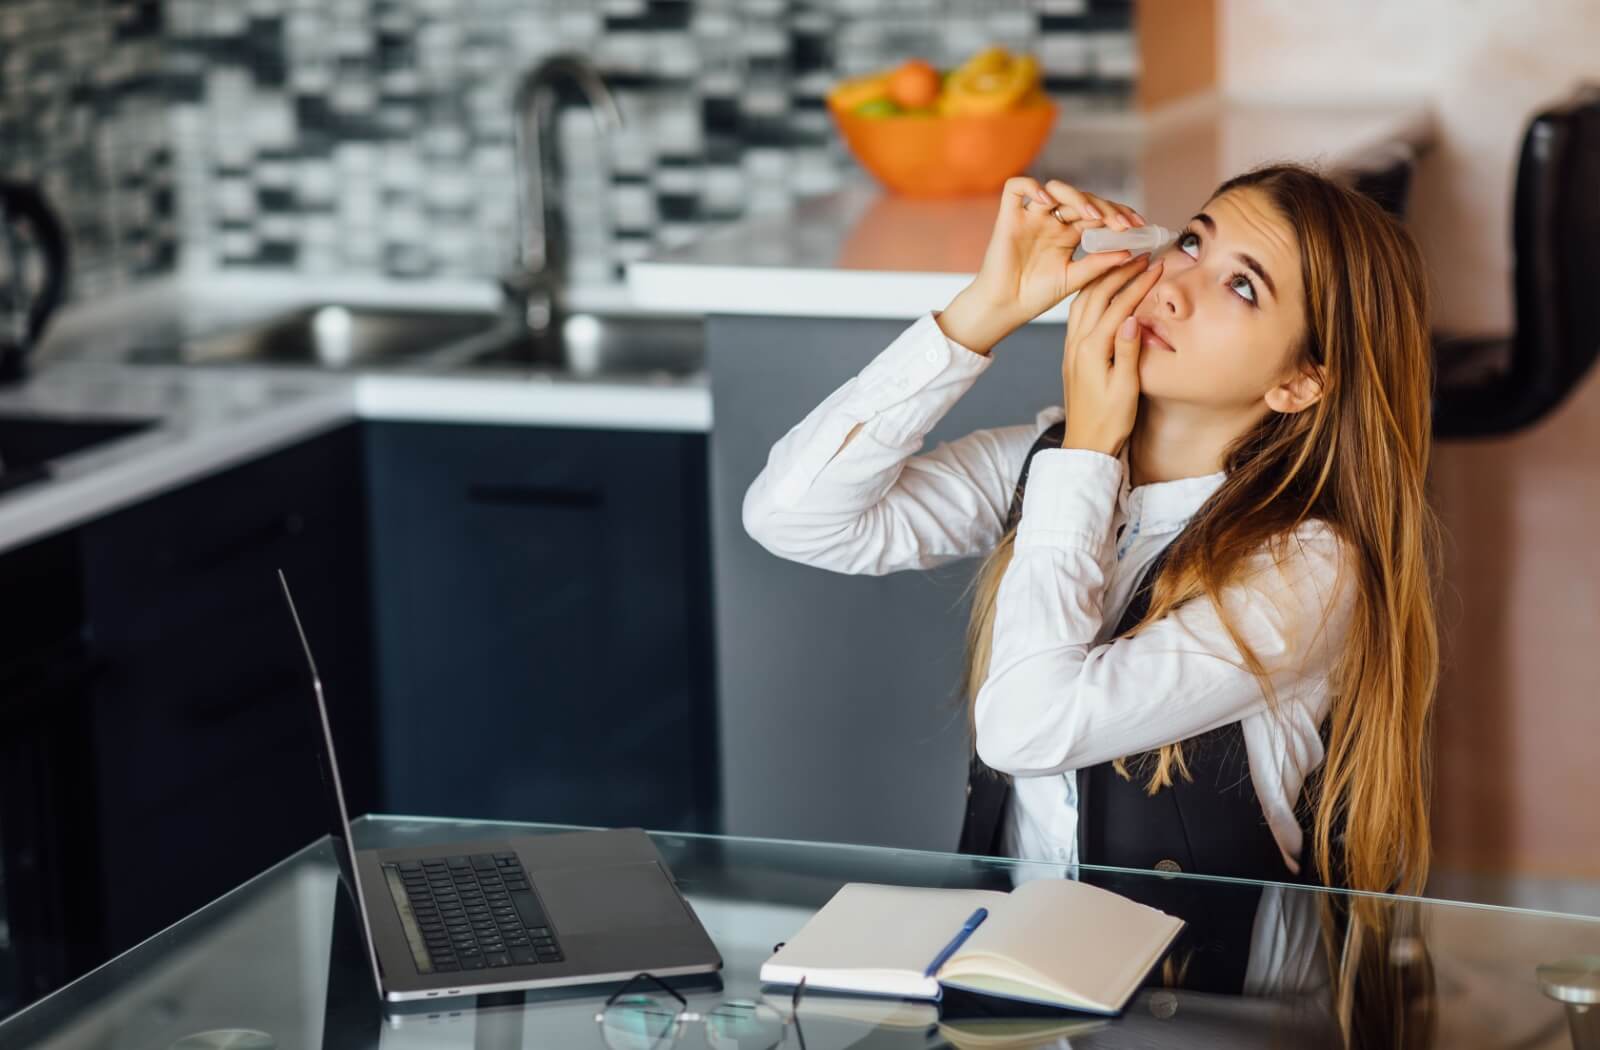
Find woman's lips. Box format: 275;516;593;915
1138;321;1177;353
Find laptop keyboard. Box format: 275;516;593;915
385;852;564;973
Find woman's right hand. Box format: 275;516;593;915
937;176;1147;356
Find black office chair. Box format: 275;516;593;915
1433;83;1600;439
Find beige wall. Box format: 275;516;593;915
1219;1;1600;878
1135;0;1216;111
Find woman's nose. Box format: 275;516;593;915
1152;268;1190;319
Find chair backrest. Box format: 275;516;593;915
1433;83;1600;438
1345;139;1417;221
1509;81;1600;427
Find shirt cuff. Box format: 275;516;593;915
1014;447;1123;553
934;313;990;362
839;311;992;422
766;311;992;506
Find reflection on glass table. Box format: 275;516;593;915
1;815;1597;1050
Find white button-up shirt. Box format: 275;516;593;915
742;311;1357;878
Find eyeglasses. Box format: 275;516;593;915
595;972;807;1050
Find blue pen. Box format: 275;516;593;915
923;907;989;978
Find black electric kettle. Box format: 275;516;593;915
0;179;70;385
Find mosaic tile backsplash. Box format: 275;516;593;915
0;0;1135;299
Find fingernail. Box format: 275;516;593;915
1119;317;1137;338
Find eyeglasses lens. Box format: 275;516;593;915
601;996;680;1050
704;1001;786;1050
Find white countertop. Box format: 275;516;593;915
0;364;357;553
0;276;710;556
627;93;1436;321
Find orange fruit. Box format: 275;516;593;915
887;59;942;110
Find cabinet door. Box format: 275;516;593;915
79;424;374;947
0;533;102;1014
364;422;716;832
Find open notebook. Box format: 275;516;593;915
760;880;1184;1015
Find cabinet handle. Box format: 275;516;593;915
162;512;306;575
465;484;602;510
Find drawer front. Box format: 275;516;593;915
364;421;716;831
0;531;86;688
81;425;373;816
94;720;324;947
81;427;362;641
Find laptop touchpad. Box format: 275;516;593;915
536;862;691;934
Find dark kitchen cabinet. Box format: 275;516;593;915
76;424;375;954
363;421;717;834
0;424;375;1011
0;532;99;1016
0;416;718;1016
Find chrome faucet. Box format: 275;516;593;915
503;53;623;348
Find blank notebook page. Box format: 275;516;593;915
944;877;1182;1007
762;884;1009;995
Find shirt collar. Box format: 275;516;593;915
1114;440;1227;533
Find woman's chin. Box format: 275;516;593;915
1137;348;1174;385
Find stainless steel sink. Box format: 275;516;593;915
122;302;704;380
130;305;501;368
0;413;157;496
445;311;705;379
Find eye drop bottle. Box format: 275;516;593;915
1080;224;1176;254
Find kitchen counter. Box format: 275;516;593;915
0;94;1432;557
627;94;1435;320
0;275;710;556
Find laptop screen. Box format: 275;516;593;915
278;569;386;998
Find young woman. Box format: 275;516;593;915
743;163;1441;894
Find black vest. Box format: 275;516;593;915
957;421;1314;884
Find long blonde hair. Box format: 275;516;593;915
961;163;1442;894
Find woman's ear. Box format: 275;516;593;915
1265;362;1326;415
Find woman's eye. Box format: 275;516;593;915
1177;229;1256;305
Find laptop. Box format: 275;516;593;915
277;570;723;1003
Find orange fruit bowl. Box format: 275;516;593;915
829;100;1058;198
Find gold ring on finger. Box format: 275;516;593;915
1050;205;1069;224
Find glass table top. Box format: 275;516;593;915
2;815;1597;1049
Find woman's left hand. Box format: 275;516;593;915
1061;253;1165;457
